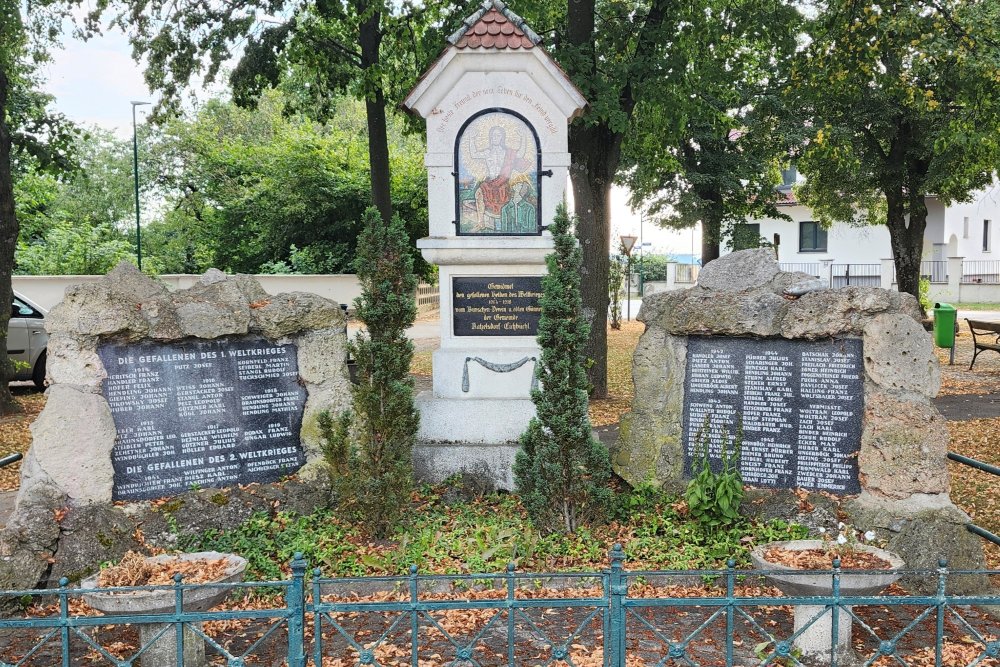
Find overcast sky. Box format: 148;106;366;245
41;27;701;258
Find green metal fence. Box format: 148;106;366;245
1;546;998;667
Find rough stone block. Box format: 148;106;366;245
296;327;350;385
28;386;118;505
781;287;894;338
611;332;687;490
860;388;949;498
863;313;941;398
649;289;788;337
845;492;989;594
251;292;344;339
45;334;105;392
696;248;780;292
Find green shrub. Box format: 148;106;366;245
685;415;744;528
322;207;419;538
513;205;612;534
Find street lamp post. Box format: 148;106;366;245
620;234;637;321
131;101;150;270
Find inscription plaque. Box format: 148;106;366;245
682;336;864;494
98;338;307;501
452;276;542;336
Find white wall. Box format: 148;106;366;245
12;274;363;312
944;183;1000;262
743;204;892;266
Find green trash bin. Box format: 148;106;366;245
933;302;957;348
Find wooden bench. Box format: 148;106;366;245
966;318;1000;370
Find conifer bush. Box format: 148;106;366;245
513;205;613;534
322;207;419;537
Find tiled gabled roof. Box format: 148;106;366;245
448;0;540;50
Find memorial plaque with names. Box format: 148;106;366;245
682;336;864;494
98;338;307;501
452;276;542;336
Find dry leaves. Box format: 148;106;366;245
97;551;232;587
0;390;44;491
762;547;892;570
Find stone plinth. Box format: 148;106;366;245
402;0;587;484
614;249;986;590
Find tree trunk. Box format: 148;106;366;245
885;187;925;304
358;2;392;223
699;191;724;265
0;67;23;415
569;124;616;399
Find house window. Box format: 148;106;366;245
799;221;827;252
985;220;992;253
964;217;970;239
732;223;761;251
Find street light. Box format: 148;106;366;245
620;234;637;321
131;101;151;270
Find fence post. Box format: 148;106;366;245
666;263;677;291
725;559;735;667
935;558;948;667
287;552;307;667
820;259;834;288
410;564;420;667
880;258;895;289
59;577;70;667
607;544;626;667
507;562;516;667
947;257;963;302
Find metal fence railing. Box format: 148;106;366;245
415;283;440;316
832;264;881;288
675;264;699;284
919;261;949;284
778;263;822;278
2;549;999;666
961;260;1000;285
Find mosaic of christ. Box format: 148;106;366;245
456;112;539;234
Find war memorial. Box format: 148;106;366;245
0;1;995;665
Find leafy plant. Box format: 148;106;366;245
918;277;931;315
323;207;419;538
608;253;625;330
514;205;613;534
685;415;744;528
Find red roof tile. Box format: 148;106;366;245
455;8;534;50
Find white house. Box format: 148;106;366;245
730;172;1000;298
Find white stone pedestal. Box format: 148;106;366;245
402;0;587;488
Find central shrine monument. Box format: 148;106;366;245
402;0;586;487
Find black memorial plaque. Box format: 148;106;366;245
98;338;307;501
452;276;542;336
682;336;864;494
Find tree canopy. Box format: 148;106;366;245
621;0;803;263
791;0;1000;300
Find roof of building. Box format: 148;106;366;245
448;0;541;50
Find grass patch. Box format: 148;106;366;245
179;481;807;581
955;303;1000;311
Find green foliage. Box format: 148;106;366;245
685;416;744;528
16;218;133;275
326;207;418;538
918;278;931;315
178;483;809;580
619;0;803;260
790;0;1000;296
638;255;669;282
608;253;625;330
142;92;429;276
514;206;612;534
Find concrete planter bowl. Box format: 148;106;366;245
81;551;247;667
751;539;904;663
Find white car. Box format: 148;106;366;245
8;292;47;387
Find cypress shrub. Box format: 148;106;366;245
513;205;612;533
